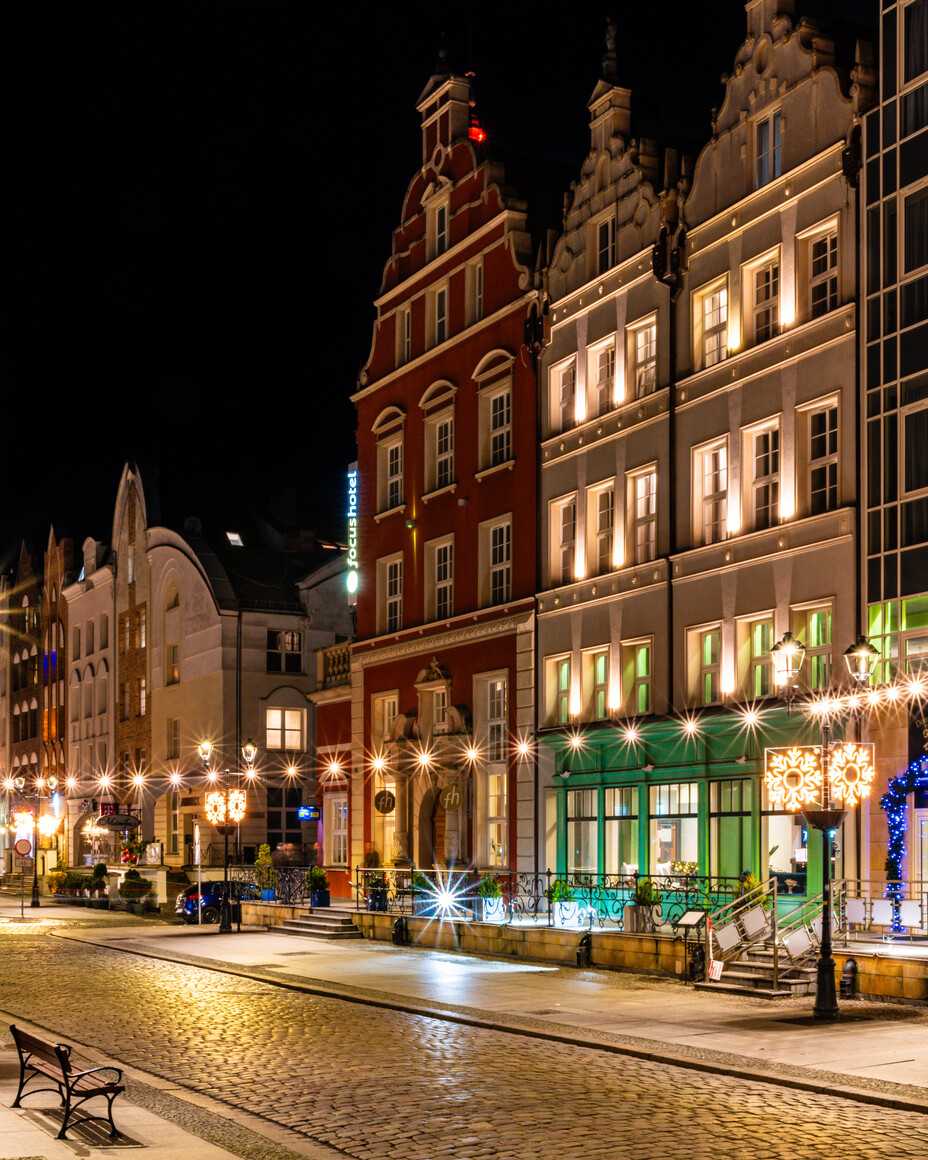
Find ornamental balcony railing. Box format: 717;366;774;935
317;641;351;689
352;866;748;931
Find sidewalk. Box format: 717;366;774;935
62;918;928;1114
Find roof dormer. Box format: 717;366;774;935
416;48;472;165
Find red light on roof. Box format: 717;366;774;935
469;124;486;144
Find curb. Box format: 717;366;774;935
56;928;928;1117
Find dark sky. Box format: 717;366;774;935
3;1;873;564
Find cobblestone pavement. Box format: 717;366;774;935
2;918;926;1160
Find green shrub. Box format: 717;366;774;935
632;878;662;906
45;870;68;895
477;874;502;898
253;844;276;890
546;878;571;904
411;872;429;891
307;865;329;891
118;869;152;899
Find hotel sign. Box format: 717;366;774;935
347;466;358;598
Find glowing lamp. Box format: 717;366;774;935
371;755;386;773
37;814;61;838
242;739;258;767
13;810;34;831
516;739;531;759
771;632;806;687
844;635;879;684
198;740;213;765
464;746;480;763
328;760;342;776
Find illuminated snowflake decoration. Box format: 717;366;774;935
205;789;247;826
12;809;34;831
765;747;823;811
828;743;875;806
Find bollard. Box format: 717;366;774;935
576;932;592;968
839;957;858;998
392;916;409;946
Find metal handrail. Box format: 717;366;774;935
707;878;779;989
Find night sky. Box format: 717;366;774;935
3;1;873;564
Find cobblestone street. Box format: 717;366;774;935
2;918;926;1160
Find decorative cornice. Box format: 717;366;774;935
351;610;534;670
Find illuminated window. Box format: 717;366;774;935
621;638;652;716
545;655;572;726
550;495;577;585
553;360;576;431
688;625;721;706
629;469;657;564
266;630;302;674
479;515;512;607
750;258;779;344
372;692;399;746
425;537;454;622
138;608;146;649
138;677;146;717
755;110;781;188
266;707;304;751
693;438;728;545
792;604;833;691
325;794;348;866
567;789;597;873
582;647;610;720
586;481;615;575
627;318;657;398
605;787;638;875
749;424;780;530
166;643;179;686
737;616;774;698
588;338;616;415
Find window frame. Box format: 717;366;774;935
627;466;657;565
586;478;616;576
377;552;404;635
587;335;617;415
743;418;781;531
791;601;834;692
692;436;729;546
594;212;616;276
266;706;305;752
693;276;729;370
581;645;610;721
550;355;578;433
621;637;653;717
736;613;775;700
549;492;578;586
545;653;572;726
687;623;722;707
755;108;782;188
627;315;657;399
425;535;454;622
743;247;781;346
797;396;839;516
479;514;512;608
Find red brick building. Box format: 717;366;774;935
331;56;565;878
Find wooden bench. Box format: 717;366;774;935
10;1024;125;1140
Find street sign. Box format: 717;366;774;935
95;813;141;831
13;838;32;857
298;805;320;821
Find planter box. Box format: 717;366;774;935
261;888;276;901
311;888;330;908
368;889;388;912
478;897;507;923
623;903;661;933
554;900;580;928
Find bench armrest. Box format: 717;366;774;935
72;1065;124;1085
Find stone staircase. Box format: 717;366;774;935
279;908;363;941
695;944;817;1000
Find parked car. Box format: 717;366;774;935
175;880;261;924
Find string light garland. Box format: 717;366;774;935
880;754;928;931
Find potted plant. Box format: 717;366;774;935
367;873;388;912
45;869;68;897
90;862;110;908
476;874;506;923
63;870;86;904
546;878;578;927
624;877;662;934
118;869;153;914
254;844;276;901
410;871;435;915
307;865;330;908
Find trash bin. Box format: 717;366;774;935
840;957;857;998
576;933;592;968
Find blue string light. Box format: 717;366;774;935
879;754;928;932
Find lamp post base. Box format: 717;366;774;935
812;953;840;1021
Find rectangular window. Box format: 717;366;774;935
551;496;577;585
100;613;108;649
604;787;639;876
267;707;303;751
122;616;130;655
558;363;576;430
631;470;657;564
72;625;80;659
121;681;130;720
903;404;928;494
752;260;779;343
709;779;752;878
628;320;657;398
702;285;728;367
490;389;511;465
266;630;302;674
590;342;615;415
587;484;615;575
582;647;609;721
649;782;699;876
167;642;179;685
467;260;484;325
793;604;833;691
138;608;147;649
385;557;403;633
741;616;774;698
567;789;597;873
810;232;838;317
809;405;838;514
167;717;180;760
597;216;615;274
546;655;572;726
756;110;782;187
372;693;399;746
127;554;136;584
397;306;411;366
435;202;448;255
86;620;95;655
436;416;454;490
489;519;511;605
427;538;454;621
434;286;447;345
691;626;721;706
751;426;780;529
904;186;928;274
694;439;728;545
138;677;146;717
387;440;403;509
621;639;652;716
904;1;928;85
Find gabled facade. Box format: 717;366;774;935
348;58;562;875
538;0;874;896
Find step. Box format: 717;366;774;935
694;981;794;1000
279;914;362;940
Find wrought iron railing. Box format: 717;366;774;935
352;867;747;930
228;863;317;903
708;878;781;987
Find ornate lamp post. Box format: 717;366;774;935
200;741;252;934
769;631;879;1020
29;777;61;908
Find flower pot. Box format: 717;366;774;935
479;897;506;923
311;888;330;908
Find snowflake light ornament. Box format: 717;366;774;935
765;747;823;810
828;743;875;807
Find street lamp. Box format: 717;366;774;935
772;632;806;712
201;741;252;933
768;631;879;1020
30;777;61;908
